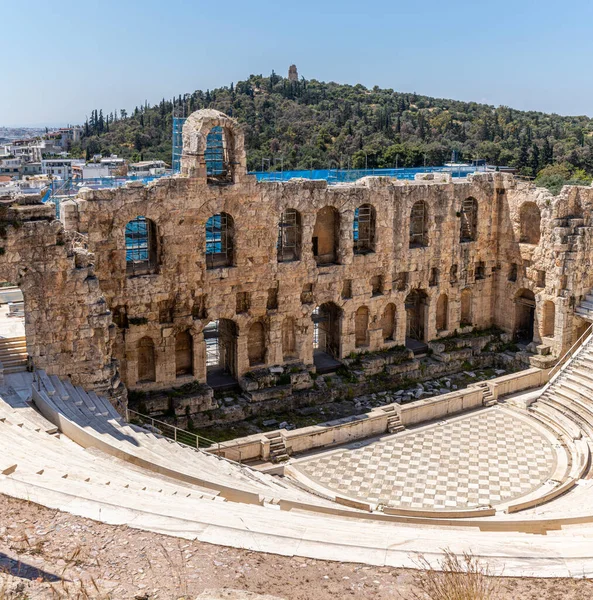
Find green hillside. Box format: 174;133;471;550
74;71;593;182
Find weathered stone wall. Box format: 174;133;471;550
50;109;593;399
0;198;122;407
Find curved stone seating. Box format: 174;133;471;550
6;377;593;576
30;371;337;508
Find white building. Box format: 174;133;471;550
72;162;111;179
0;157;22;177
128;160;166;177
41;158;84;180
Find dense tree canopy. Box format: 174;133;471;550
76;72;593;180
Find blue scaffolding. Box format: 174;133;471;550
172;117;187;173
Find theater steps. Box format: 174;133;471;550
29;370;335;507
0;337;27;373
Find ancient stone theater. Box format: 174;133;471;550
2;109;593;576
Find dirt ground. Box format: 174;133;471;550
0;494;591;599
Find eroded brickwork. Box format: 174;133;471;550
55;111;593;399
6;109;593;415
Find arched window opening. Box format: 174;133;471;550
125;216;157;276
206;212;234;269
248;322;266;366
313;206;340;265
282;317;298;360
519;202;541;244
460;289;472;326
205;319;238;385
277;209;301;262
205;126;232;184
382;303;396;342
355;306;369;347
409;201;428;248
460;197;478;242
353;204;376;254
542;300;556;338
436;294;448;332
175;330;193;377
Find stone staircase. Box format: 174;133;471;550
473;381;497;407
385;407;405;433
529;327;593;469
0;337;28;374
265;431;289;462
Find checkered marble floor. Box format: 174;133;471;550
292;409;557;510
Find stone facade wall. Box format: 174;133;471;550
53;109;593;397
0;198;122;407
5;109;593;414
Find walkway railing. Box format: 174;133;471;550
127;408;243;463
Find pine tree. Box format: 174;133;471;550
517;138;530;169
541;138;553;167
530;143;540;176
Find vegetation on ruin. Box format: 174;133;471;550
78;71;593;187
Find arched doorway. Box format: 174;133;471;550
381;303;396;342
175;330;193;377
460;288;473;327
204;319;238;389
354;306;369;348
312;302;341;372
405;290;428;350
436;294;448;332
515;290;536;344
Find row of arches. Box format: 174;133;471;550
135;290;558;386
125;197;545;275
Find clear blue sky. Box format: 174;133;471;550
3;0;593;126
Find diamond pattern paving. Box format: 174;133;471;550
292;409;556;509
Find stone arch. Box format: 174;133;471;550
248;321;266;366
409;201;428;248
353;204;376;254
282;317;297;360
278;208;302;262
125;216;158;276
180;109;246;182
460;197;478;242
381;303;396;342
313;206;340;265
519;202;541;244
405;289;429;341
206;212;234;269
354;306;369;347
460;288;472;326
204;319;238;383
312;302;342;359
137;336;156;383
542;301;555;338
175;330;193;377
514;289;536;343
436;293;449;332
